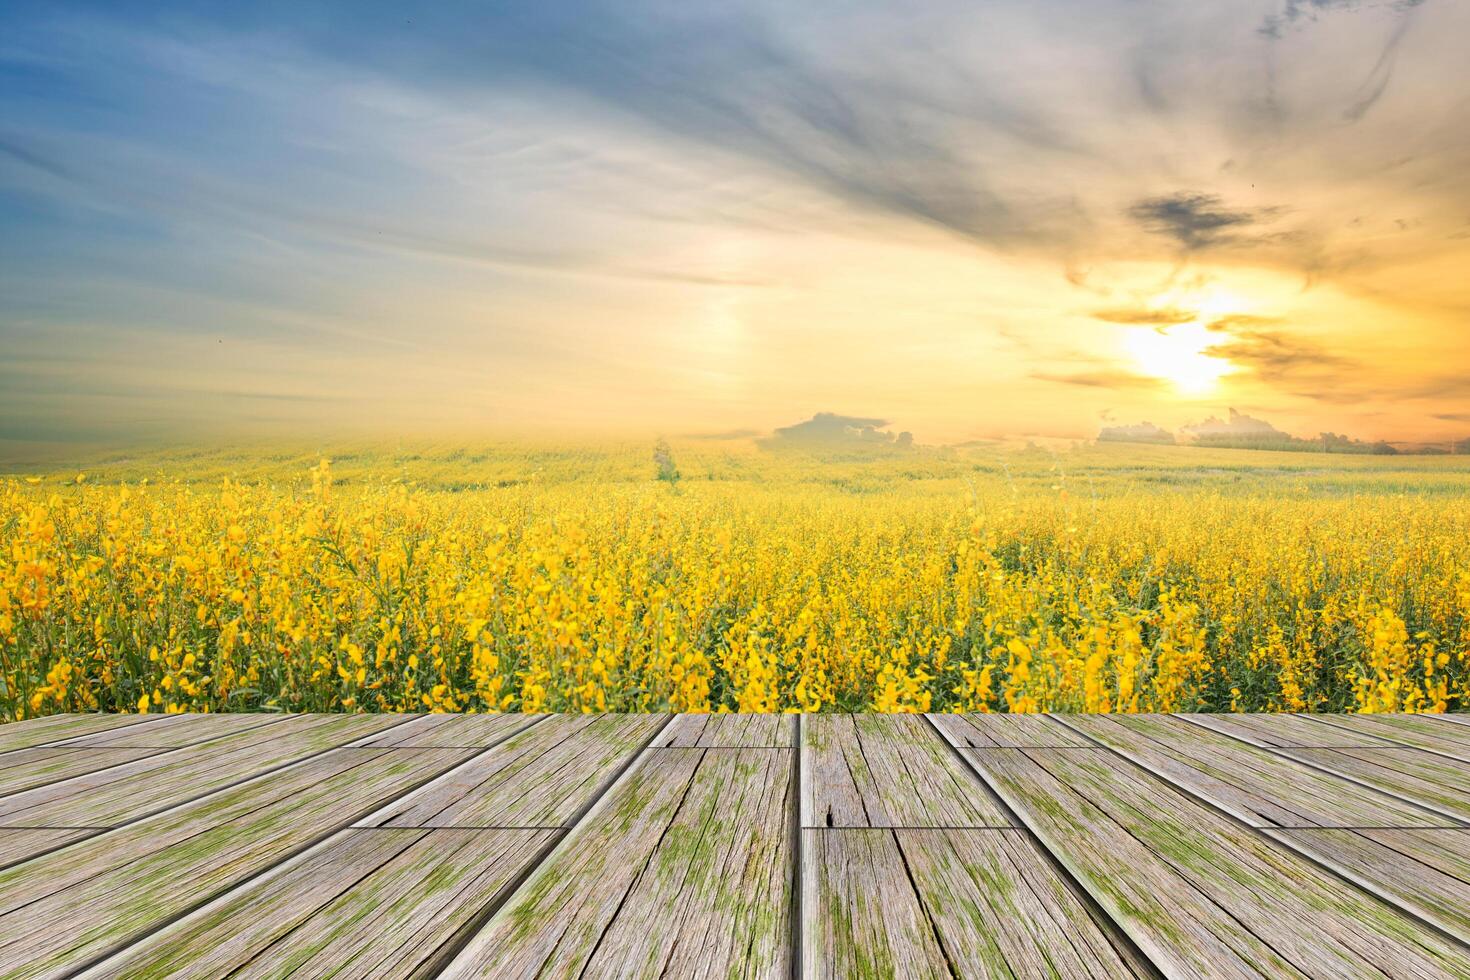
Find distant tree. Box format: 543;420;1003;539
653;439;681;485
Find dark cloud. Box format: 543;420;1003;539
1128;193;1277;250
770;412;911;446
1090;306;1198;325
1433;412;1470;422
1259;0;1427;39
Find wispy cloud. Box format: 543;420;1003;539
1128;193;1280;251
1031;369;1166;390
1090;306;1198;325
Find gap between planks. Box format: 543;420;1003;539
381;713;680;978
1049;714;1470;956
1169;713;1470;828
0;713;439;873
40;715;553;980
920;714;1167;980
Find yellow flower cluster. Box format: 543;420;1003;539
2;444;1467;719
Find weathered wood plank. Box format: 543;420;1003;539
928;712;1093;748
0;746;476;980
0;829;93;867
805;828;1140;979
443;747;793;979
969;748;1470;978
0;714;159;753
803;829;948;979
1312;714;1470;763
1181;713;1400;748
1276;747;1470;823
964;749;1295;978
1061;714;1449;827
54;712;285;747
803;714;1009;828
351;713;534;747
364;713;666;828
1265;828;1470;939
78;828;556;980
0;713;414;829
652;712;795;747
0;748;157;799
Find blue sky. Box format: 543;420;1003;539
3;0;1468;446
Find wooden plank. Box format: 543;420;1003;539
803;714;1009;828
0;829;93;867
1312;714;1470;763
652;713;795;747
1062;714;1450;827
364;713;666;828
0;746;475;979
1265;828;1470;939
78;828;556;980
54;712;285;747
963;749;1295;978
1276;747;1470;823
0;713;413;829
351;713;533;747
803;829;948;979
442;747;792;979
1439;714;1470;728
0;748;157;798
928;712;1093;747
804;828;1139;979
1181;713;1400;748
0;714;160;753
968;748;1470;978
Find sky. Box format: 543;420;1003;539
2;0;1469;446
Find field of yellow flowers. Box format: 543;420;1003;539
2;440;1467;720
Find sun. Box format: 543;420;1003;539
1124;321;1233;394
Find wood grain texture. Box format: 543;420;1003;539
0;746;475;980
0;748;157;798
971;747;1470;978
1181;712;1400;748
965;748;1295;978
1266;828;1470;939
1277;747;1470;823
351;713;538;747
652;712;796;747
803;714;1009;828
929;712;1092;748
0;713;414;828
443;747;792;980
364;713;666;828
803;829;949;979
1312;714;1470;763
805;828;1139;979
0;714;159;753
80;828;555;980
1061;713;1450;827
55;712;286;747
0;828;94;867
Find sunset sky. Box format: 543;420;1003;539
2;0;1468;446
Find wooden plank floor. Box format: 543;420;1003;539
0;713;1466;978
